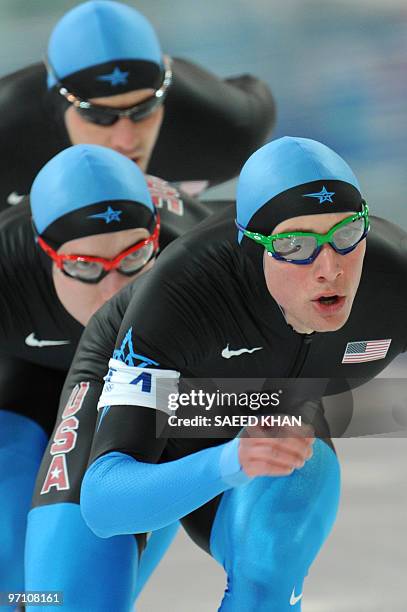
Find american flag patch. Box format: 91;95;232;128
342;339;392;364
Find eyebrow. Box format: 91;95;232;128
277;213;358;235
276;220;352;234
91;91;155;108
276;227;318;234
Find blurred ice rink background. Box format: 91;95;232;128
0;1;405;609
1;0;406;221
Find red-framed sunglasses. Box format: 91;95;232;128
36;217;160;283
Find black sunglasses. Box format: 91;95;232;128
46;56;172;127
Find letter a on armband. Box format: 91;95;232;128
130;371;152;393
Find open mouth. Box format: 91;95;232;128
318;295;339;305
311;294;346;313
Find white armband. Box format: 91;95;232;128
98;358;180;414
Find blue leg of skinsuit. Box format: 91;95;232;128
26;505;179;612
134;522;180;598
26;504;139;612
0;410;48;610
210;439;341;611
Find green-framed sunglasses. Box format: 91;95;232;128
236;201;370;264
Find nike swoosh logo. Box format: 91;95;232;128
25;333;70;348
290;588;303;606
7;191;25;206
221;344;263;359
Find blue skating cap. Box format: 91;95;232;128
31;144;155;245
47;0;163;98
236;136;362;242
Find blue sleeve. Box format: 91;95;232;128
81;437;250;538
